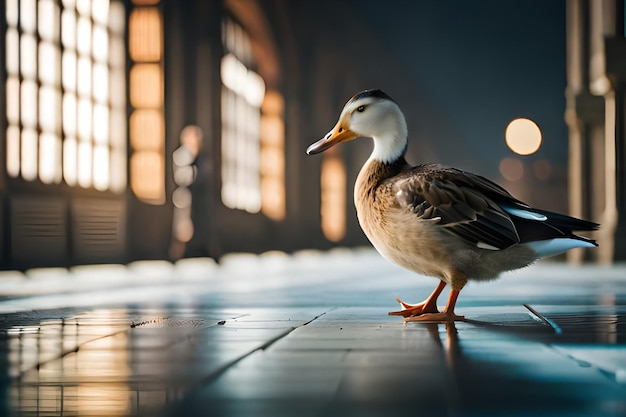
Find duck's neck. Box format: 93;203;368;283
368;116;408;165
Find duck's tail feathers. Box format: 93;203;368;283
526;235;597;258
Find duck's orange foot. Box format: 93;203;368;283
403;311;465;323
388;297;439;318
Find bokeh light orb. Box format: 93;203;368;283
505;118;542;155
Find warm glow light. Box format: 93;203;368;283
130;64;162;108
499;157;524;182
321;156;346;242
130;110;163;150
131;151;165;203
128;3;163;203
260;91;285;220
505;118;542;155
129;8;162;62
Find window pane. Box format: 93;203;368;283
63;93;77;136
20;0;37;33
92;0;110;26
62;51;77;91
6;0;18;26
76;17;92;56
77;56;92;96
61;9;76;49
76;0;91;16
93;63;109;103
93;24;109;63
6;126;20;177
39;42;60;85
39;133;61;184
93;144;110;190
38;0;60;42
21;80;38;128
20;34;37;79
21;129;38;181
63;137;77;186
6;28;19;75
39;86;60;132
77;141;92;187
77;98;92;140
93;104;109;144
6;76;20;124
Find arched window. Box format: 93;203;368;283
220;11;285;219
4;0;126;192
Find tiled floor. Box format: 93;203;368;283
0;249;625;416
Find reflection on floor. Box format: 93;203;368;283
1;249;625;416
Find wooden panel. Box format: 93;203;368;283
11;196;68;267
71;198;127;264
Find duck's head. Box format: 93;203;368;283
306;89;408;163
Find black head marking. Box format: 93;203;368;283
347;89;395;105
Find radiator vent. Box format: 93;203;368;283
11;196;68;267
71;198;126;264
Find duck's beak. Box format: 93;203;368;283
306;121;358;155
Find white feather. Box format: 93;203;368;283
526;238;596;258
503;205;547;221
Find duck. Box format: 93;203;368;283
306;89;599;322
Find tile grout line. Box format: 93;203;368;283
523;304;562;334
12;313;249;381
174;310;330;405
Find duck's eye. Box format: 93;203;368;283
357;105;366;113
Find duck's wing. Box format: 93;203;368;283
392;164;520;250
